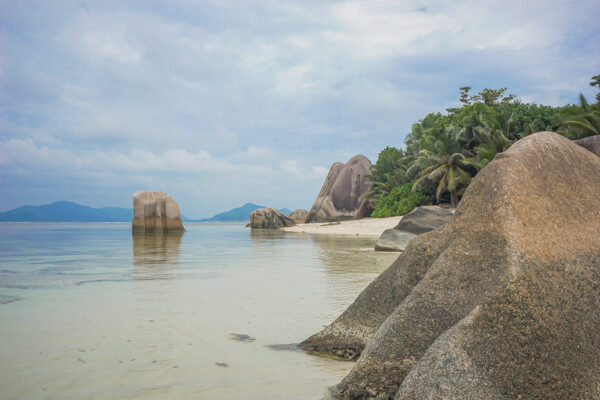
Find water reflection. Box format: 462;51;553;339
249;229;287;241
132;232;183;280
308;234;398;275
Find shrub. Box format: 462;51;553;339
371;181;431;217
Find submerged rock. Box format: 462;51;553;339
288;209;309;224
248;207;296;229
306;155;372;223
301;132;600;399
131;190;185;233
230;333;255;342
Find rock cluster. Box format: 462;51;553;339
306;155;372;223
301;132;600;399
132;190;185;233
288;209;309;224
375;205;454;251
248;207;296;229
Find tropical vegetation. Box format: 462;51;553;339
366;74;600;217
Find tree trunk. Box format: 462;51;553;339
450;189;458;208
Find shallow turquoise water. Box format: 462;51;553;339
0;222;398;399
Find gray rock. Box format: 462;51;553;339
394;205;454;235
132;190;185;233
288;209;309;224
575;135;600;157
302;132;600;399
306;155;372;223
374;229;416;252
249;207;296;229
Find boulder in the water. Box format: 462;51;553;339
249;207;296;229
302;132;600;399
132;190;185;233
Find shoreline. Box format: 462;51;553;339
282;216;402;237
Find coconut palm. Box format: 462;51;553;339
411;139;476;208
560;94;600;139
364;147;412;203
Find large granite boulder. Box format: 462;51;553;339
374;229;416;252
306;155;372;223
575;135;600;157
288;209;309;224
132;190;185;233
394;205;454;234
374;206;454;252
249;207;296;229
301;132;600;399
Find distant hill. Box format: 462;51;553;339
202;203;292;222
0;201;133;222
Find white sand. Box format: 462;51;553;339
282;216;403;237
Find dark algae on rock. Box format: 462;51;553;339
301;132;600;399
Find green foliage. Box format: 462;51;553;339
590;74;600;103
366;74;599;214
559;94;600;139
364;147;413;203
371;182;431;218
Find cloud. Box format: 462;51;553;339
0;0;598;215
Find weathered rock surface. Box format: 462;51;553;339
394;205;454;234
306;155;372;223
575;135;600;157
288;209;309;224
249;207;296;229
301;132;600;399
132;190;185;233
374;206;454;252
374;229;415;252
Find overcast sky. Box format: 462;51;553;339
1;0;599;218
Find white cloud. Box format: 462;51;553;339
0;0;598;214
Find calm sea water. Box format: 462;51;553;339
0;223;397;400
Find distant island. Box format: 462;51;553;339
0;201;292;223
0;201;133;222
200;202;292;222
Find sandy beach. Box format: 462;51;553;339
282;216;403;237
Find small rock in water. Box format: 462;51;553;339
266;343;301;352
230;333;255;342
215;362;229;367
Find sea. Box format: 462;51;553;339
0;222;398;400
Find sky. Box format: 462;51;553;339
1;0;599;218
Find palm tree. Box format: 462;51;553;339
560;94;600;139
410;121;477;207
411;148;475;208
468;112;515;168
364;148;412;203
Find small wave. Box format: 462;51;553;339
74;278;128;286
